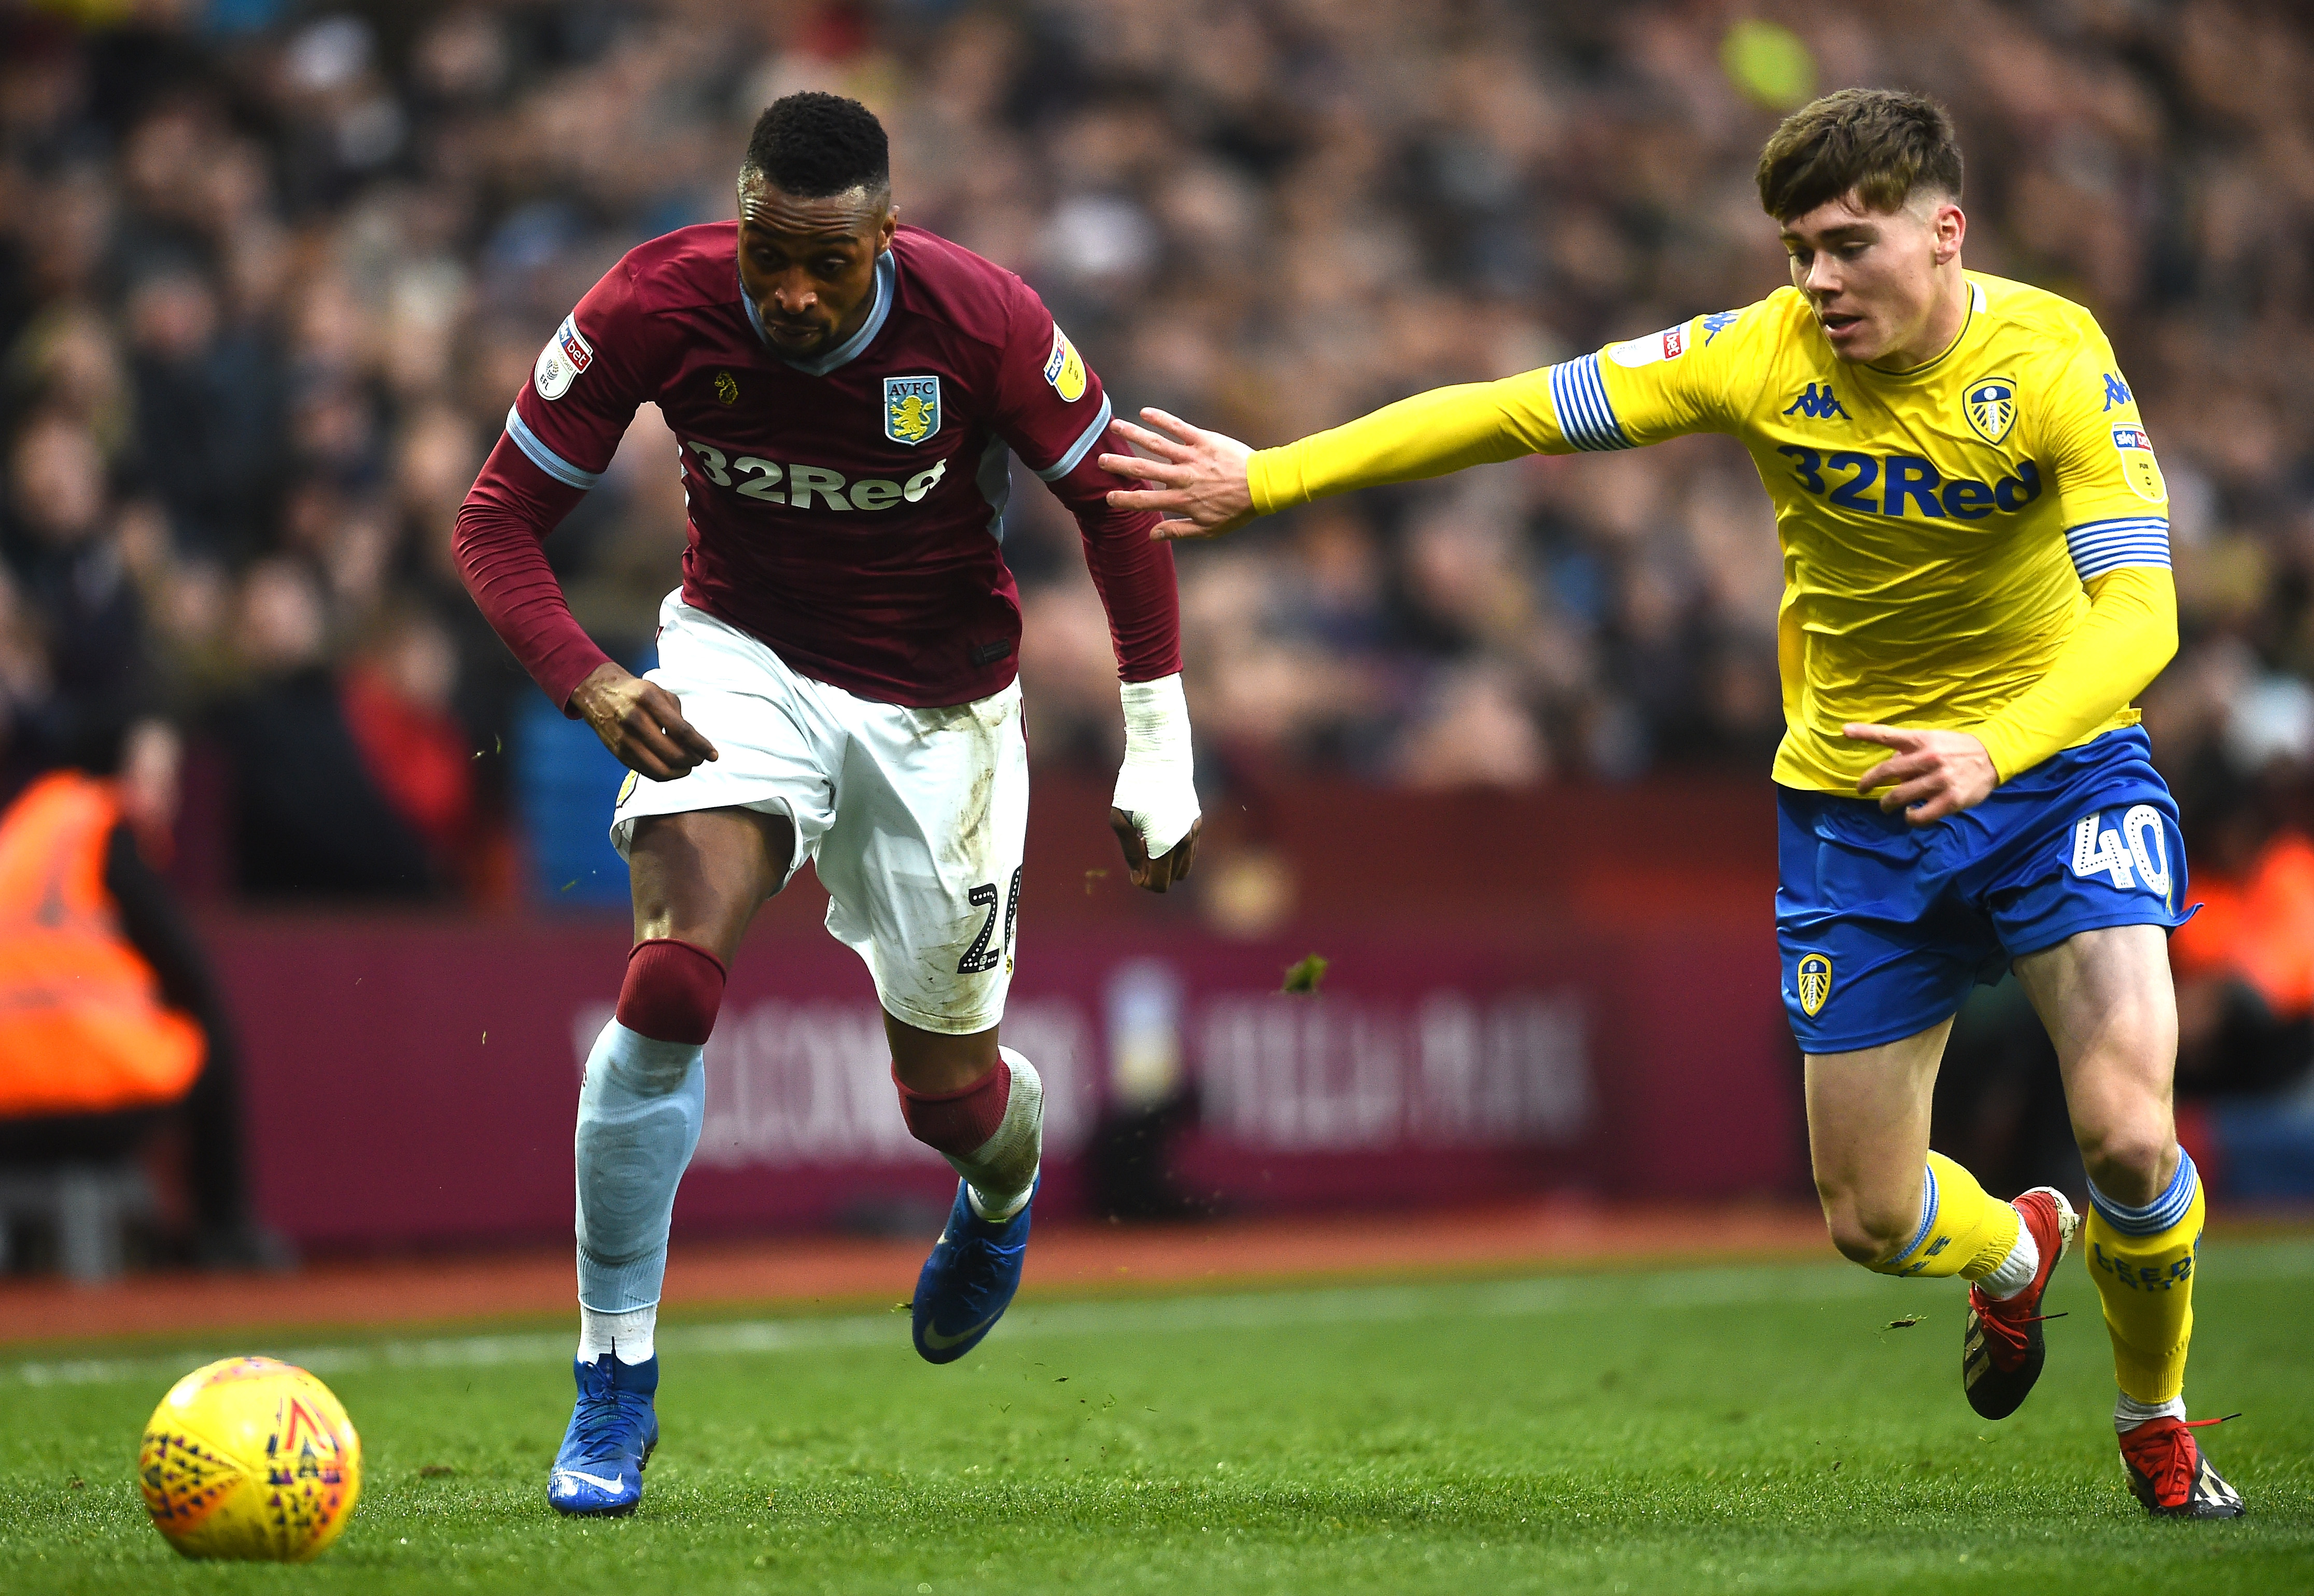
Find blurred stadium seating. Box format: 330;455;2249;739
1;1;2310;1260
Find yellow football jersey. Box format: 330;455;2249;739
1249;273;2172;793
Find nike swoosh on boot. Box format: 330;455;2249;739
919;1312;1000;1352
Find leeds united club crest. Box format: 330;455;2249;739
1797;953;1833;1017
1963;376;2017;446
883;375;941;446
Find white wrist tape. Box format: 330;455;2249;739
1113;673;1199;858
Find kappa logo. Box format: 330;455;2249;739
1783;382;1850;421
714;370;738;406
1796;953;1833;1016
1043;326;1088;402
2111;423;2165;504
534;315;593;401
2102;372;2132;411
1701;310;1741;345
1963;376;2018;446
883;375;941;446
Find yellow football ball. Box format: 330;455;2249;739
137;1357;362;1561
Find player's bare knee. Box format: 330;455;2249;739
614;938;728;1054
2076;1123;2173;1197
1825;1212;1904;1267
1816;1186;1911;1267
886;1017;1001;1097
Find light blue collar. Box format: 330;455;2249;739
741;247;894;376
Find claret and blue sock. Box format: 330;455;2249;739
898;1046;1044;1363
552;937;723;1517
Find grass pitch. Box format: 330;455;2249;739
2;1238;2308;1595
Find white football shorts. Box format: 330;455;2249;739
610;592;1028;1035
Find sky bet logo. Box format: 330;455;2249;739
1783;383;1851;420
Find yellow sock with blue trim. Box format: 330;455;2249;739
1874;1151;2023;1279
2085;1149;2203;1404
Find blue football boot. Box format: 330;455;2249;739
911;1176;1036;1364
548;1353;659;1516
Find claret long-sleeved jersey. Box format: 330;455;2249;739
456;222;1178;712
1249;274;2173;793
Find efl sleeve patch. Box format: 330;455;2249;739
2111;424;2165;504
534;314;594;401
1043;324;1088;402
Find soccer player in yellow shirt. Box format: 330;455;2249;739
1101;88;2241;1518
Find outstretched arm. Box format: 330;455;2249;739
1100;378;1556;542
453;437;717;781
1103;313;1754;541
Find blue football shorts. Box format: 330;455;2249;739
1776;726;2190;1055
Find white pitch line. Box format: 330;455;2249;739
8;1240;2309;1391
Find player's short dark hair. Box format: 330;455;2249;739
741;92;890;199
1755;88;1962;222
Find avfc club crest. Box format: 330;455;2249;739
883;375;941;446
1796;953;1833;1018
1963;376;2017;446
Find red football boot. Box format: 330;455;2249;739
1962;1185;2079;1420
2120;1416;2246;1518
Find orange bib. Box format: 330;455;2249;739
0;771;205;1116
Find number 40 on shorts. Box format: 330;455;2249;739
2069;804;2171;896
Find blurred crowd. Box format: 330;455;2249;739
1;0;2311;909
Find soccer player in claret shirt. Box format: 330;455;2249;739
452;93;1200;1517
1109;89;2243;1518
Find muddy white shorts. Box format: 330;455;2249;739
610;593;1028;1035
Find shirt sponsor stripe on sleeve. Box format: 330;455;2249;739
1548;354;1633;451
1033;393;1115;483
504;405;605;491
2064;515;2170;580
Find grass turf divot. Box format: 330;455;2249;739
2;1241;2306;1594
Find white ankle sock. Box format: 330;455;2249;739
578;1303;658;1365
1976;1212;2041;1300
2115;1390;2185;1434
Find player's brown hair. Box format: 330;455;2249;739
1755;88;1962;222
